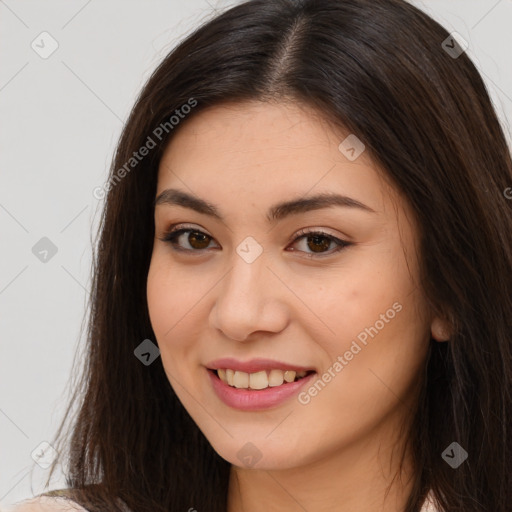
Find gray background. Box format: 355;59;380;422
1;0;511;507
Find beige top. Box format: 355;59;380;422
4;492;440;511
2;496;88;512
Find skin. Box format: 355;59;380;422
146;100;451;512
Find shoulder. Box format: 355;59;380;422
4;496;89;512
420;490;440;512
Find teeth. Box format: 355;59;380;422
249;370;268;390
284;370;296;383
268;369;284;387
233;371;249;388
216;368;310;390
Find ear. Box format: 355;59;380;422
430;316;452;342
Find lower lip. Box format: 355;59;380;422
207;368;316;411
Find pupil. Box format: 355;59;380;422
190;232;210;249
307;235;329;253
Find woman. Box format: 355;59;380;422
10;0;512;511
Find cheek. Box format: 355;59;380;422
147;254;197;333
146;258;173;337
146;257;191;357
311;242;428;393
146;255;209;371
307;258;414;352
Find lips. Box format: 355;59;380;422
204;358;317;410
207;366;317;411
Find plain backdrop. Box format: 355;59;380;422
1;0;511;508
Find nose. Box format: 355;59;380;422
209;249;290;342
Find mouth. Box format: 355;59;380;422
207;368;316;391
207;366;317;411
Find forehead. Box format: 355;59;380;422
156;100;400;219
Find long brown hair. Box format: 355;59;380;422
39;1;512;511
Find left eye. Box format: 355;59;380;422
159;225;352;258
290;228;351;257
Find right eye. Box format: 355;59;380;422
159;225;218;253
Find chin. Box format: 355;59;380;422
204;433;314;471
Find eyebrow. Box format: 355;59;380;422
154;188;377;223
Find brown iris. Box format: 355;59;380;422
306;234;330;253
187;231;211;249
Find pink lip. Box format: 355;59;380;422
207;368;316;411
205;357;315;374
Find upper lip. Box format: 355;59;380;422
205;358;316;374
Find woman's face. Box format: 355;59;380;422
147;100;441;470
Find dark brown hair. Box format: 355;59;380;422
38;0;512;511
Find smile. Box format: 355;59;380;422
216;368;313;390
207;367;317;411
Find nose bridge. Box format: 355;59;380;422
222;239;268;312
211;237;287;341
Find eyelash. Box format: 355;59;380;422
158;224;352;258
